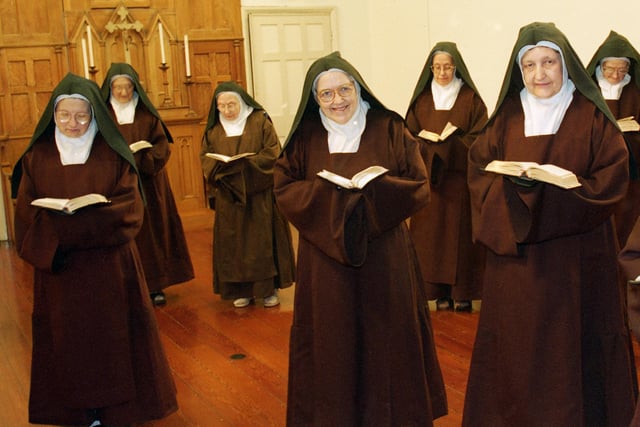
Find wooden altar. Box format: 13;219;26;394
0;0;246;241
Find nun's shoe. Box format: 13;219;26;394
233;298;252;308
264;294;280;308
151;292;167;306
454;300;472;312
436;297;453;311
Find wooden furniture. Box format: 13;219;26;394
0;0;245;241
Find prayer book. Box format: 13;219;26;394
129;140;153;153
618;117;640;133
205;152;255;163
418;122;458;143
317;165;389;190
483;160;581;189
31;193;111;214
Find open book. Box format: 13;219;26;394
418;122;458;143
205;152;255;163
618;116;640;133
31;193;111;214
129;140;153;153
483;160;581;189
317;165;389;190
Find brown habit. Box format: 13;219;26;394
102;63;194;292
586;31;640;246
201;108;295;299
274;52;446;426
14;139;177;425
463;23;638;424
12;73;177;426
406;81;487;300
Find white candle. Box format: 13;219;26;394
158;23;166;64
184;34;191;77
86;25;95;67
81;39;89;79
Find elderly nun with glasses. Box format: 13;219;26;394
463;22;636;426
274;51;447;426
101;62;194;307
11;73;177;427
200;81;295;309
405;41;488;313
586;31;640;247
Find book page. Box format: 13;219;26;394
64;194;110;213
418;129;441;143
439;122;458;140
129;140;153;153
317;170;354;188
483;160;580;189
317;166;388;190
351;166;389;188
205;152;255;162
618;117;640;133
484;160;538;176
418;122;458;142
31;193;109;214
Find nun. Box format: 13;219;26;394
274;51;447;426
12;73;177;427
463;22;636;426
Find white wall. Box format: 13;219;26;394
241;0;640;116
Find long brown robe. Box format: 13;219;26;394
406;84;487;300
618;216;640;427
605;83;640;246
275;108;447;426
14;134;177;426
464;93;636;426
108;102;194;291
586;31;640;247
201;110;295;299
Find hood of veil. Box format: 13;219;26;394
281;51;388;152
586;30;640;89
12;73;138;197
406;41;483;113
488;22;616;128
100;62;173;142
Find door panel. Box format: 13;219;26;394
247;9;335;142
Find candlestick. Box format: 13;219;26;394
184;34;191;77
81;38;89;79
159;63;173;107
158;22;166;64
86;24;95;67
184;76;196;116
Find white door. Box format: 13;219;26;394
247;9;336;142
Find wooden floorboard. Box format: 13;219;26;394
1;217;639;426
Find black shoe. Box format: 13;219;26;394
454;300;472;312
436;297;453;311
151;292;167;306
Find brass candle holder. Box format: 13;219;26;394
184;75;197;117
159;63;174;107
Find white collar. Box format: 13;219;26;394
431;76;464;110
55;119;98;165
319;98;370;153
596;65;631;100
110;92;139;124
218;92;254;137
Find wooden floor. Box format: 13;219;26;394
1;214;638;427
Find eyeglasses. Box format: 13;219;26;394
602;66;629;76
217;102;239;111
112;84;134;92
431;65;455;74
55;111;92;125
317;84;355;103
